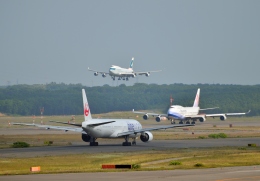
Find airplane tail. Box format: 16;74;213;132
193;88;200;107
82;89;92;121
129;57;134;69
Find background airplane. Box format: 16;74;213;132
12;89;193;146
133;88;250;124
88;57;161;81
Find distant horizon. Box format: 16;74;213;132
1;81;259;87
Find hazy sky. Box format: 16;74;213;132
1;0;259;86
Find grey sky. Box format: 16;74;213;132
1;0;259;86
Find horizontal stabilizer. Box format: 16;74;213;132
49;120;82;127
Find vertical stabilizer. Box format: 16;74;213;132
129;57;134;69
193;88;200;107
82;89;92;121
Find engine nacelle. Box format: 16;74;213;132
94;72;98;76
143;114;149;120
199;117;206;122
220;115;227;121
140;131;153;142
145;73;150;77
102;73;106;78
155;116;161;122
81;134;91;142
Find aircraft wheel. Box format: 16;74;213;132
90;142;98;146
122;142;132;146
132;141;136;146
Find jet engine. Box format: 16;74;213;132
155;116;161;122
220;115;227;121
199;117;206;122
82;134;91;142
145;73;150;77
94;72;98;76
143;114;149;120
102;73;106;77
140;131;153;142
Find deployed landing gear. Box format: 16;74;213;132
112;77;115;80
171;119;175;124
89;137;98;146
90;142;98;146
179;121;183;124
122;135;132;146
186;121;190;124
191;121;196;124
126;77;129;81
132;137;137;146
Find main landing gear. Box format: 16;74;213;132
89;137;98;146
122;135;137;146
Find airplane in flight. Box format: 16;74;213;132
88;57;161;81
133;88;250;124
12;89;193;146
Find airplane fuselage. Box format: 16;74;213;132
109;66;134;77
82;119;142;138
167;105;200;120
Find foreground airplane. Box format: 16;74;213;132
88;57;161;81
133;88;250;124
12;89;193;146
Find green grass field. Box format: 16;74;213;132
0;113;260;175
0;147;260;175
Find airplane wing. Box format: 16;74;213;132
132;109;168;118
12;120;116;132
50;120;116;127
200;107;219;111
134;70;162;76
11;123;83;132
117;124;194;137
206;110;251;118
87;67;109;75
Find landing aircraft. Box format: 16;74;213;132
133;88;250;124
12;89;193;146
88;57;161;81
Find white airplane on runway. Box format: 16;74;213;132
12;89;193;146
88;57;161;81
133;88;250;124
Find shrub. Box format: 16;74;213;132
198;136;206;139
12;141;30;148
208;133;227;139
218;133;227;138
208;134;219;139
44;141;53;146
194;163;204;167
132;164;141;169
169;161;182;165
238;147;247;150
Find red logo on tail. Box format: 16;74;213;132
84;103;90;116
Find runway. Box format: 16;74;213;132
2;165;260;181
0;137;259;158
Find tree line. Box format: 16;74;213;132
0;82;259;116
